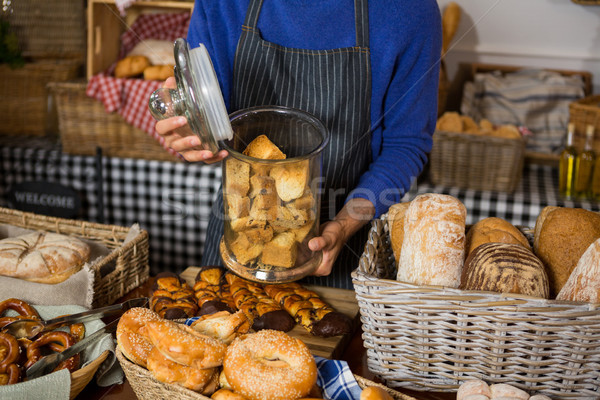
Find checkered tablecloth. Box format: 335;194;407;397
1;138;599;274
0;138;220;275
404;164;600;227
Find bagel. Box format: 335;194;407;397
223;329;317;400
116;307;162;368
144;319;227;369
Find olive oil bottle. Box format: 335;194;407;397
591;138;600;202
574;125;595;199
559;123;577;200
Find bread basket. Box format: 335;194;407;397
351;213;600;398
116;347;415;400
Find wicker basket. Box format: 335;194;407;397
70;350;110;399
568;95;600;153
0;60;82;136
116;347;416;400
352;213;600;398
6;0;85;60
0;206;150;308
428;130;525;192
48;81;181;163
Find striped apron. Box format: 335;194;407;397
202;0;372;289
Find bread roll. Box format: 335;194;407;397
143;64;174;81
387;202;410;267
556;237;600;303
535;207;600;297
532;206;559;254
114;55;151;78
457;379;491;400
461;242;549;298
465;217;530;257
397;193;466;287
489;383;529;399
0;231;90;284
360;386;394;400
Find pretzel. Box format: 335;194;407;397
25;331;80;372
0;298;41;320
0;331;20;385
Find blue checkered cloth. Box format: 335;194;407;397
184;318;362;400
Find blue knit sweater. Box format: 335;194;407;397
188;0;442;218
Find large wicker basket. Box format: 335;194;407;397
429;130;525;192
569;95;600;153
0;60;82;136
351;213;600;398
49;81;181;163
116;347;416;400
0;207;150;308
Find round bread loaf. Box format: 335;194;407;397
460;242;549;298
557;237;600;303
0;231;90;284
535;207;600;297
465;217;530;257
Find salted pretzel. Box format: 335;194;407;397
193;266;236;316
25;331;80;372
0;298;41;330
0;331;21;385
150;272;198;319
263;282;352;337
225;273;294;332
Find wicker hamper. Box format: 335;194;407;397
117;346;417;400
569;95;600;153
0;207;150;308
0;60;82;136
352;213;600;398
49;81;181;162
428;130;526;192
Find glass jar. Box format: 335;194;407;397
220;106;329;283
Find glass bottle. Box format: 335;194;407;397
574;125;595;200
591;140;600;202
559;123;577;200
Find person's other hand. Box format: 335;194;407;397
154;77;228;163
308;220;347;277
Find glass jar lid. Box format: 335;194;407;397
149;38;233;153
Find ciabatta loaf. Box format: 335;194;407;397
557;237;600;303
460;242;549;298
0;231;90;284
397;193;466;287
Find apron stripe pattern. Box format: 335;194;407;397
202;0;372;289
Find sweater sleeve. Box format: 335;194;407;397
347;3;442;218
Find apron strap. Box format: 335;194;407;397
243;0;369;48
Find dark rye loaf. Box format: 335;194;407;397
460;242;549;299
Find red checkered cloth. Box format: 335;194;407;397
86;12;191;158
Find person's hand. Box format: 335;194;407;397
154;77;228;163
308;198;376;277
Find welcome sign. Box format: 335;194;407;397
7;181;81;219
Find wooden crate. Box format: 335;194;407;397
87;0;194;79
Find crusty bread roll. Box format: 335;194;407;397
387;202;410;267
465;217;530;257
533;205;559;254
143;64;174;81
456;379;491;400
556;237;600;303
535;207;600;297
461;242;549;298
0;231;90;284
489;383;529;399
397;193;466;287
114;55;151;78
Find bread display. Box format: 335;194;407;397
465;217;530;257
460;242;549;298
150;272;198;319
0;231;90;284
114;55;152;78
263;282;352;337
534;207;600;296
397;193;466;287
193;265;236;316
436;111;521;139
225;272;295;332
557;237;600;303
223;135;316;270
